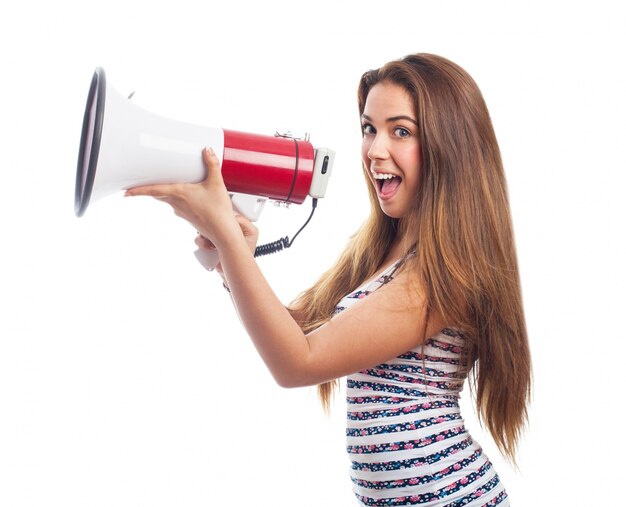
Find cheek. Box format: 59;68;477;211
400;147;421;188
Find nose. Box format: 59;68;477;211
366;133;389;161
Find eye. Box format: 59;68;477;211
362;123;376;135
394;127;411;138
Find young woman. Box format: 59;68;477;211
126;53;531;506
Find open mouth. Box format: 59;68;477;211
372;172;402;197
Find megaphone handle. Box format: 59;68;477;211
194;248;220;271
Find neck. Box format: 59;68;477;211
384;234;406;266
385;218;415;264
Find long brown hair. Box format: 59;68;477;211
289;53;531;463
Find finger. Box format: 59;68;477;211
234;213;253;226
195;235;216;250
124;184;176;198
202;147;225;186
234;214;258;235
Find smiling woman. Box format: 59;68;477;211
360;81;422;219
125;53;530;506
289;54;531;506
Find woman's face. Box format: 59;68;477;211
361;81;421;219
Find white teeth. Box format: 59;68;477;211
372;172;396;180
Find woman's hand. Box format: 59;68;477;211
195;215;259;274
124;147;239;248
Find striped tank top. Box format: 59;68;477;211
334;261;510;506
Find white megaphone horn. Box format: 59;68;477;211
75;68;335;269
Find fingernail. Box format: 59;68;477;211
208;146;215;155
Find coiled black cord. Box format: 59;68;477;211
254;198;318;258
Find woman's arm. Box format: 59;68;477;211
195;217;305;328
215;229;441;387
126;148;442;387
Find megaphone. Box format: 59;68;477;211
75;67;335;220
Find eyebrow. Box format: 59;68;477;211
361;113;418;125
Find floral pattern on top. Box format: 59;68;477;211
335;258;509;506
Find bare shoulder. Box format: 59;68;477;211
340;266;445;341
300;266;446;385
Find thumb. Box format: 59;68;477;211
202;147;225;186
234;214;257;234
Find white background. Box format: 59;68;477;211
1;1;624;505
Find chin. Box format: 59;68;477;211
380;205;405;220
